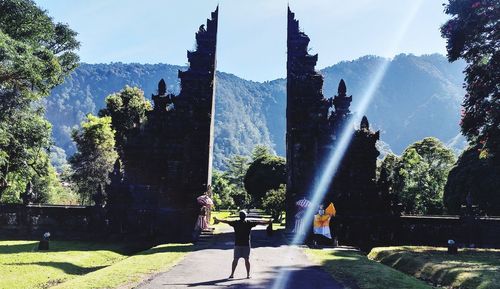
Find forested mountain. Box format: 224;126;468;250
321;54;467;154
46;54;466;169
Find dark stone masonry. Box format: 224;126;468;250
106;7;219;240
286;8;392;232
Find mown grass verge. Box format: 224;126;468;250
368;246;500;289
52;243;192;289
0;240;192;289
0;240;130;289
306;248;434;289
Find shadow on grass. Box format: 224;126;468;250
5;261;108;275
312;248;440;289
313;251;364;289
429;265;482;289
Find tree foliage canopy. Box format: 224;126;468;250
262;184;286;221
244;145;286;206
381;137;456;214
0;0;79;96
224;155;252;208
70;115;117;205
441;0;500;158
0;0;79;200
99;86;151;154
211;170;235;209
444;146;500;215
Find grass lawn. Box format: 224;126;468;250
0;240;129;289
0;240;193;289
52;243;192;289
306;248;434;289
368;246;500;289
211;210;232;223
211;210;234;232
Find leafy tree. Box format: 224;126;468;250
378;153;399;184
0;149;75;205
444;147;500;215
377;153;402;215
383;137;456;214
224;155;250;188
251;145;272;161
29;158;77;205
408;137;457;185
211;170;235;209
0;0;79;199
262;184;286;221
52;164;79;205
0;109;51;200
223;155;252;208
99;86;151;154
70;115;118;205
244;146;286;206
441;0;500;158
230;189;252;209
396;148;433;214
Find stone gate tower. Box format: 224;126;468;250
286;8;385;231
108;7;218;240
286;7;331;228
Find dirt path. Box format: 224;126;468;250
135;225;344;289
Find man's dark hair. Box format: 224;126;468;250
239;210;247;220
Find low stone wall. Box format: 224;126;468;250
3;204;499;247
0;204;93;239
0;204;198;242
333;214;500;250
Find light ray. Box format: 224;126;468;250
291;0;424;246
272;1;424;287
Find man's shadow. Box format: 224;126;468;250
165;277;248;287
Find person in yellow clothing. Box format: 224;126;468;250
313;203;336;245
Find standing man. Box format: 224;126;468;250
214;210;271;279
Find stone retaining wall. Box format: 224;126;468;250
2;204;499;248
0;204;92;239
0;204;198;242
333;214;500;250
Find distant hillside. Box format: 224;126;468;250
46;54;466;169
320;54;467;154
45;63;283;169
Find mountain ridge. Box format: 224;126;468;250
45;53;466;169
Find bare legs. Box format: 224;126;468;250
229;258;238;278
244;258;251;278
229;258;251;279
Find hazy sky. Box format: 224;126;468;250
35;0;449;81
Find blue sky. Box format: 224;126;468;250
35;0;449;82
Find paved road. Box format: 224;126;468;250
136;225;344;289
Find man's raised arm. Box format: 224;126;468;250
254;219;273;226
213;216;231;224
